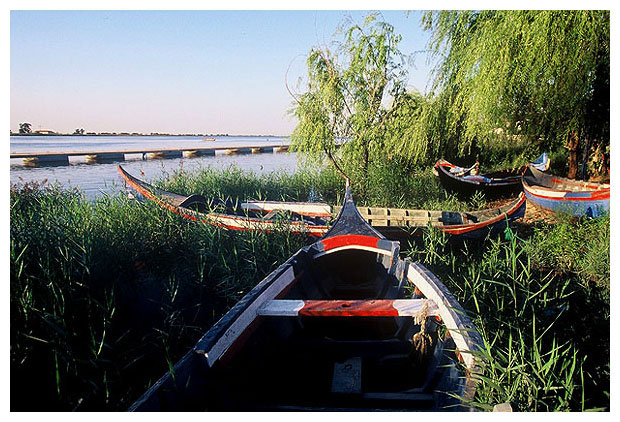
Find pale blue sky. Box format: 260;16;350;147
10;10;435;135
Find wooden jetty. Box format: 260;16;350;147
11;143;291;166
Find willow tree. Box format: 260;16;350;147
290;14;408;190
420;10;609;178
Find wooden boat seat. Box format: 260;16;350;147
257;299;439;318
439;212;466;225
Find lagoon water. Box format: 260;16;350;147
10;135;302;200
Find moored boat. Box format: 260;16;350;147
128;182;484;411
434;153;549;198
118;165;526;240
522;165;610;217
118;165;330;236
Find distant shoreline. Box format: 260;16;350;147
10;133;288;138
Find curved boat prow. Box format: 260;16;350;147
321;180;385;240
529;152;550;172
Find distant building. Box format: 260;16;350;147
34;130;56;135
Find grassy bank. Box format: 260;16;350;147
10;166;609;411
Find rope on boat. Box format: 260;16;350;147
410;300;435;367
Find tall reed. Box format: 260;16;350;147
10;166;609;411
406;222;609;411
10;180;311;410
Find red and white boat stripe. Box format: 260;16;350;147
523;183;610;201
257;299;439;317
442;192;526;235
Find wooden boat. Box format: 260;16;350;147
128;181;484;411
118;165;331;236
203;137;216;141
434;153;549;198
522;165;610;218
118;165;526;240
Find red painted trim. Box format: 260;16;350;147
121;170;329;237
550;178;608;190
441;193;526;235
435;160;456;169
320;234;380;251
523;183;610;202
299;300;399;317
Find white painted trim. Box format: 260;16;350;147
241;201;332;217
257;299;305;316
205;266;297;366
406;262;478;370
392;299;440;316
524;185;569;197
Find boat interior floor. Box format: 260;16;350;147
199;250;454;411
201;312;451;411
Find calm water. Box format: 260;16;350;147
10;135;301;200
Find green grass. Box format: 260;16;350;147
10;167;609;411
157;162;492;212
10;179;310;410
405;222;609;411
523;214;610;290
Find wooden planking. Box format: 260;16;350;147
332;357;362;394
204;266;297;366
256;299;439;317
405;262;483;371
332;206;459;226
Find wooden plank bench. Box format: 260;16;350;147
256;299;439;318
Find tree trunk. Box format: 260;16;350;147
567;131;580;179
581;137;592;180
362;144;369;196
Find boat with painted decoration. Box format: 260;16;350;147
118;165;526;240
434;153;550;198
128;182;484;411
522;165;610;217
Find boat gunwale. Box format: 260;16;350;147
523;165;610;199
434;159;524;187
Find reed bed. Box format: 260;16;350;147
406;220;609;411
10;166;609;411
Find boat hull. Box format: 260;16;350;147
434;153;549;199
128;183;484;412
118;165;526;241
522;166;610;217
435;163;522;198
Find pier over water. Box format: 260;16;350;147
10;143;290;166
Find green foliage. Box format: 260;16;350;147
290;14;408;190
10;166;610;411
291;11;609;180
524;215;610;290
383;92;437;166
420;11;609;166
159;163;344;205
19;122;32;134
407;225;609;411
153;162;482;212
10;181;310;410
